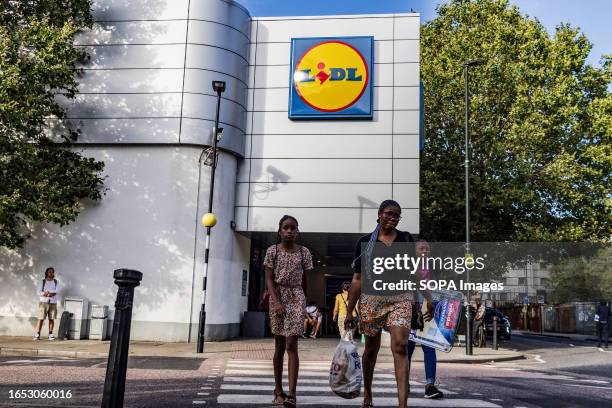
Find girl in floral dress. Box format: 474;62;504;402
265;215;313;407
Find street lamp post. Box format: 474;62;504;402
463;59;484;356
197;80;226;353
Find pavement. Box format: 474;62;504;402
1;334;610;407
513;329;601;342
0;336;524;363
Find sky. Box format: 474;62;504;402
237;0;610;67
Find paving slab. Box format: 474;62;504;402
0;336;524;363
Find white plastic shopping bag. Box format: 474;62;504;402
329;331;362;399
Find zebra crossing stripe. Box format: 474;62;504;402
229;360;328;363
222;376;423;386
227;361;328;365
217;395;501;407
226;364;329;371
225;362;389;371
216;360;472;406
220;383;455;394
224;369;396;378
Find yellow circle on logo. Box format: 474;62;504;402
293;41;369;112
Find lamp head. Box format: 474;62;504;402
212;80;226;93
463;59;485;67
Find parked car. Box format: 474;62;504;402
484;308;511;340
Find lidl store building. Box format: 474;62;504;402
0;0;421;341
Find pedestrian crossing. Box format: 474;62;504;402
216;359;502;407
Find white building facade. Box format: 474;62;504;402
0;0;420;341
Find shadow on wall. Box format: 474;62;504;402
0;147;203;334
252;165;291;200
357;196;377;231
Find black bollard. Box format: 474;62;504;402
465;304;473;355
101;269;143;408
492;316;498;350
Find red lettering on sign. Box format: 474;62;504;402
444;300;459;329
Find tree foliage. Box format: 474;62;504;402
420;0;611;242
0;0;104;249
546;247;612;303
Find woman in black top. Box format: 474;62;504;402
345;200;433;408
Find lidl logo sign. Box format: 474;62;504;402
289;37;373;119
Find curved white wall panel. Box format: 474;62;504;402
65;0;250;155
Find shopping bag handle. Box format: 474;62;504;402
343;330;354;342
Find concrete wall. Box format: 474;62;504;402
0;147;248;341
0;0;252;341
236;13;421;234
52;0;250;154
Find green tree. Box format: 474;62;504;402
546;247;612;303
420;0;612;242
0;0;104;249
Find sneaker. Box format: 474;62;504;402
424;384;443;399
302;334;308;339
48;334;55;341
33;333;40;341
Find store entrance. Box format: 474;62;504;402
245;232;361;338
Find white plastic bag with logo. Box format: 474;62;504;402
329;330;362;399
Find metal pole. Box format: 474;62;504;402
492;315;498;350
464;64;473;356
197;88;223;353
102;269;143;408
540;304;544;334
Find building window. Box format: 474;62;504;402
518;277;526;285
499;293;507;301
540;278;549;287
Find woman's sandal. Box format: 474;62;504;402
272;390;287;405
283;394;297;408
361;400;374;408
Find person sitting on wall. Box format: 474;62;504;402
34;267;59;341
303;301;322;339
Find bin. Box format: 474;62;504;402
558;304;576;333
543;306;558;332
574;302;597;335
89;305;108;340
242;311;266;338
64;297;89;339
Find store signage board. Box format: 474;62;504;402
289;36;374;119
